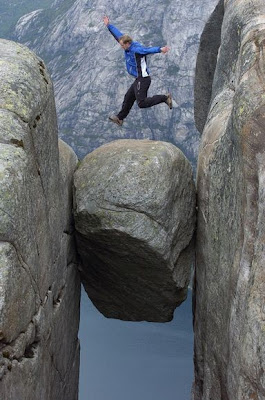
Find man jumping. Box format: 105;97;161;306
103;16;172;126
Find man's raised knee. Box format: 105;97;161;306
137;100;147;109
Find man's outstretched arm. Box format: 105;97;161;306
103;16;123;42
133;43;170;55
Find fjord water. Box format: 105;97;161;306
79;288;194;400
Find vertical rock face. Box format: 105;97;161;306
194;0;224;134
0;40;80;400
74;139;196;322
193;0;265;399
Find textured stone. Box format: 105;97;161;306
193;1;265;399
0;39;80;400
194;0;224;133
74;139;196;322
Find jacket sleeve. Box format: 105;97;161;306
107;24;124;42
133;44;161;55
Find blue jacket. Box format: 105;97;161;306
107;23;161;78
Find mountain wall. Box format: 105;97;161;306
0;0;53;38
0;39;80;400
193;0;265;398
12;0;219;163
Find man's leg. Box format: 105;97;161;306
134;77;168;108
117;82;136;120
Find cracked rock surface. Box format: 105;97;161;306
0;39;80;400
193;0;265;399
74;139;196;322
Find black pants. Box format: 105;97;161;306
117;76;167;120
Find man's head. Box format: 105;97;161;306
119;35;132;50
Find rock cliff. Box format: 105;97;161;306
74;139;196;322
12;0;218;163
0;40;80;399
5;0;265;397
193;0;265;398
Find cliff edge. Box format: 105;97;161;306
0;39;80;400
193;0;265;398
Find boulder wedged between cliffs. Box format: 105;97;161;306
74;139;196;322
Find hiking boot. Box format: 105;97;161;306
166;93;173;109
109;115;123;126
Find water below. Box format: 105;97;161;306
79;288;194;400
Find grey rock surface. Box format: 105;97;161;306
12;0;219;164
0;39;80;400
194;0;224;134
74;139;196;322
193;0;265;399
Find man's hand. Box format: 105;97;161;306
161;46;170;54
103;16;110;26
